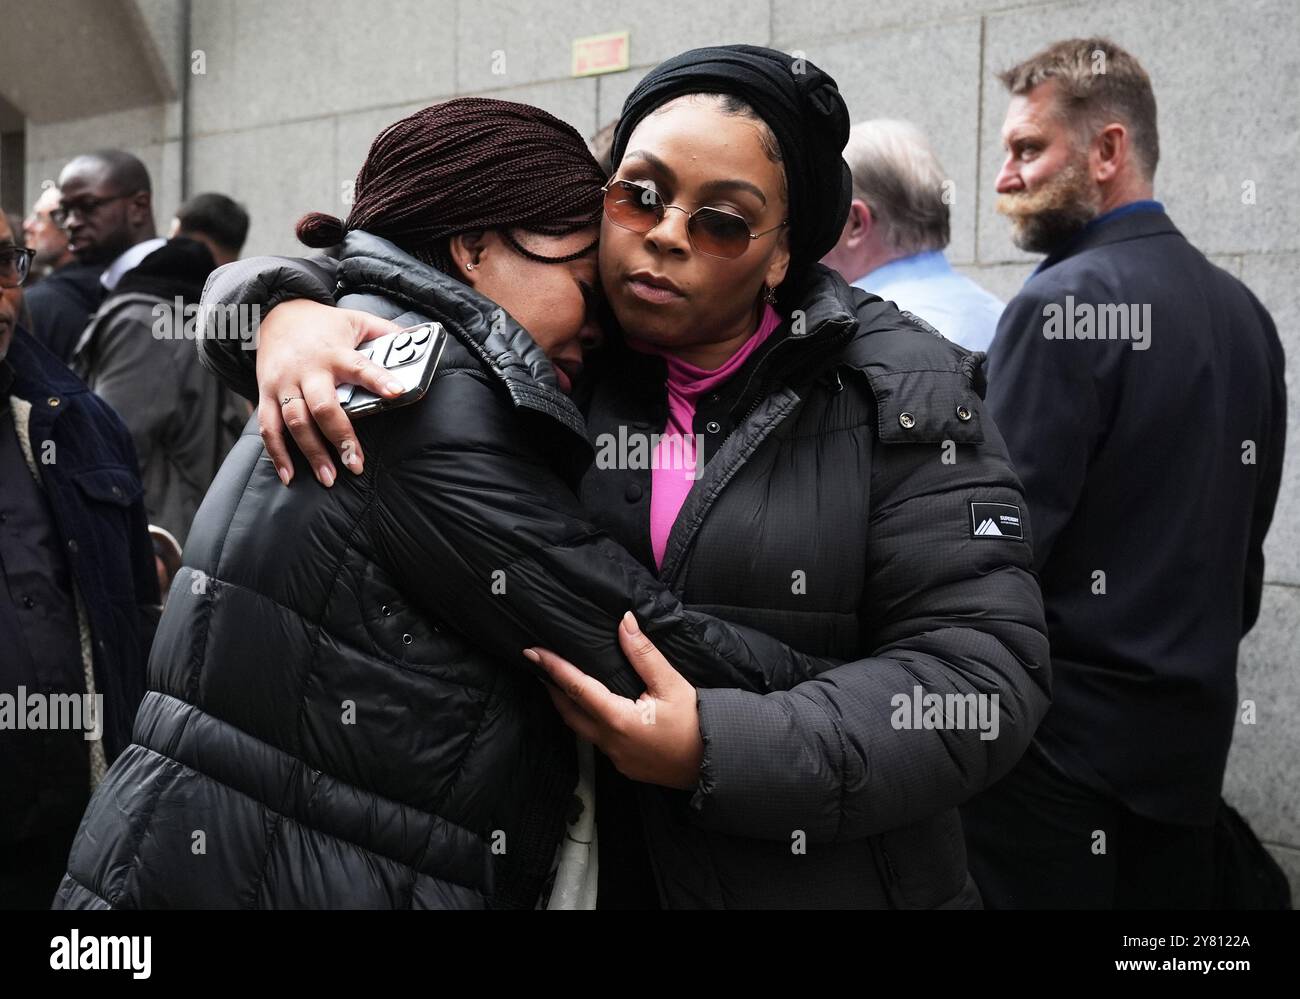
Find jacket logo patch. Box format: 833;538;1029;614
970;502;1023;540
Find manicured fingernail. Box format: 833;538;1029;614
318;465;335;487
277;466;291;486
522;648;541;663
385;380;403;395
622;611;640;634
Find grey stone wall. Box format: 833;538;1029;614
11;0;1299;900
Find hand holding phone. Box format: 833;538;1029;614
336;322;447;417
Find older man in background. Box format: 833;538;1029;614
21;186;103;364
821;118;1004;351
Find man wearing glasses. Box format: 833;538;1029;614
55;150;162;291
0;214;158;909
22;186;105;364
59;150;232;546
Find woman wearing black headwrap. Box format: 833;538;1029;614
194;47;1049;910
609;43;853;294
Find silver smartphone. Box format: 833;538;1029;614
336;322;448;417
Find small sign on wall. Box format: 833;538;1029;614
572;31;630;77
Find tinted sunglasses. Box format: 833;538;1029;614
601;180;787;259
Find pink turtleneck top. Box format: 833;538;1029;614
638;304;782;568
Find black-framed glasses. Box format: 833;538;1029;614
0;246;37;289
51;192;136;228
601;180;787;259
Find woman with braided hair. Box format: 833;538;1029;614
54;97;845;910
94;46;1049;910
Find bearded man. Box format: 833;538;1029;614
961;37;1287;909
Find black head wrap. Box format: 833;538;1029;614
610;44;852;284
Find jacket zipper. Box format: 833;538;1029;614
657;318;856;585
728;317;856;443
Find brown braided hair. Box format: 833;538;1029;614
297;97;604;271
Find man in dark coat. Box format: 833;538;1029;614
22;185;104;364
0;213;159;909
961;38;1287;908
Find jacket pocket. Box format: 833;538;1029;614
71;465;143;507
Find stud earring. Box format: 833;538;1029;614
465;263;475;271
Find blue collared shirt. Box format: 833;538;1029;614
851;250;1004;352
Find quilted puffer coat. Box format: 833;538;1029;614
105;242;1053;909
53;233;843;910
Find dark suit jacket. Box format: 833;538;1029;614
984;208;1286;825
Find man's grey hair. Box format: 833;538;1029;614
842;119;950;256
999;38;1159;181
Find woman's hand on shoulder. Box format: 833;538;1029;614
256;299;403;486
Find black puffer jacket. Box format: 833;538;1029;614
53;233;844;910
583;267;1051;908
181;247;1051;909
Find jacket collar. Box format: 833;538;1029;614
1033;206;1180;276
760;265;862;389
783;263;860;342
7;327;90;404
334;231;587;439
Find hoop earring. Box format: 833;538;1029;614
761;283;777;305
